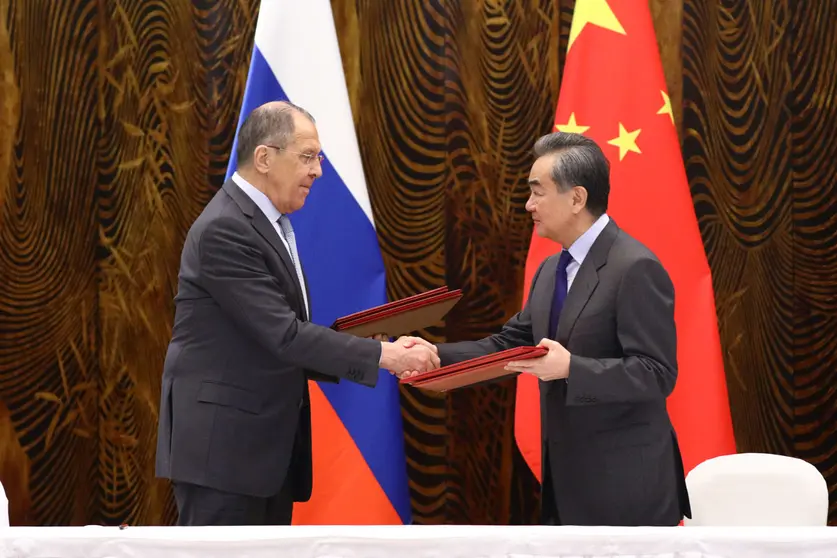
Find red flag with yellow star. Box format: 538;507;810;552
516;0;736;483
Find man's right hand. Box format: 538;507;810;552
395;335;438;353
380;341;440;379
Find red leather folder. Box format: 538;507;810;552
332;287;463;338
400;346;548;392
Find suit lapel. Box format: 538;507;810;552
223;179;309;321
251;212;302;290
556;260;599;344
556;220;619;343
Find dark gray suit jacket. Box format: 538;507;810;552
155;179;383;501
437;219;690;526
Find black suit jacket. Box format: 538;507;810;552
155;179;383;501
437;219;691;526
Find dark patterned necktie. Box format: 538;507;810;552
548;250;573;339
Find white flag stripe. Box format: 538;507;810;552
254;0;375;226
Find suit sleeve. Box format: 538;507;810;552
198;215;382;387
566;257;678;405
437;258;546;366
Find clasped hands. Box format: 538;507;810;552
376;335;440;379
374;334;571;382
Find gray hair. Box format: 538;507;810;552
235;102;315;166
532;132;610;216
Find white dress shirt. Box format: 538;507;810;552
564;213;610;293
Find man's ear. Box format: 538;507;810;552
252;146;270;173
571;185;589;214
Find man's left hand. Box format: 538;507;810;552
504;338;570;381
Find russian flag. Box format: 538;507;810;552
224;0;411;525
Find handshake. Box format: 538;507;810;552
374;335;440;380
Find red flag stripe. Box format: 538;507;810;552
292;382;402;524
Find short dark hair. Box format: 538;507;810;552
532;132;610;216
235;102;315;166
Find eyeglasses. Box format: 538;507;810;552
264;145;324;166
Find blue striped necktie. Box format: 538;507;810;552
278;215;309;317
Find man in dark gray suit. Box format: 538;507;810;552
425;132;691;526
155;101;438;526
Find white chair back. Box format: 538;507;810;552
684;453;828;526
0;480;8;527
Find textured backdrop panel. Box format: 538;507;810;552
681;0;837;522
0;0;102;526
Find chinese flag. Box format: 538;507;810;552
515;0;736;483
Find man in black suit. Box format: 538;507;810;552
425;132;691;526
155;101;439;526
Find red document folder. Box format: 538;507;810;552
332;287;463;338
400;346;548;392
